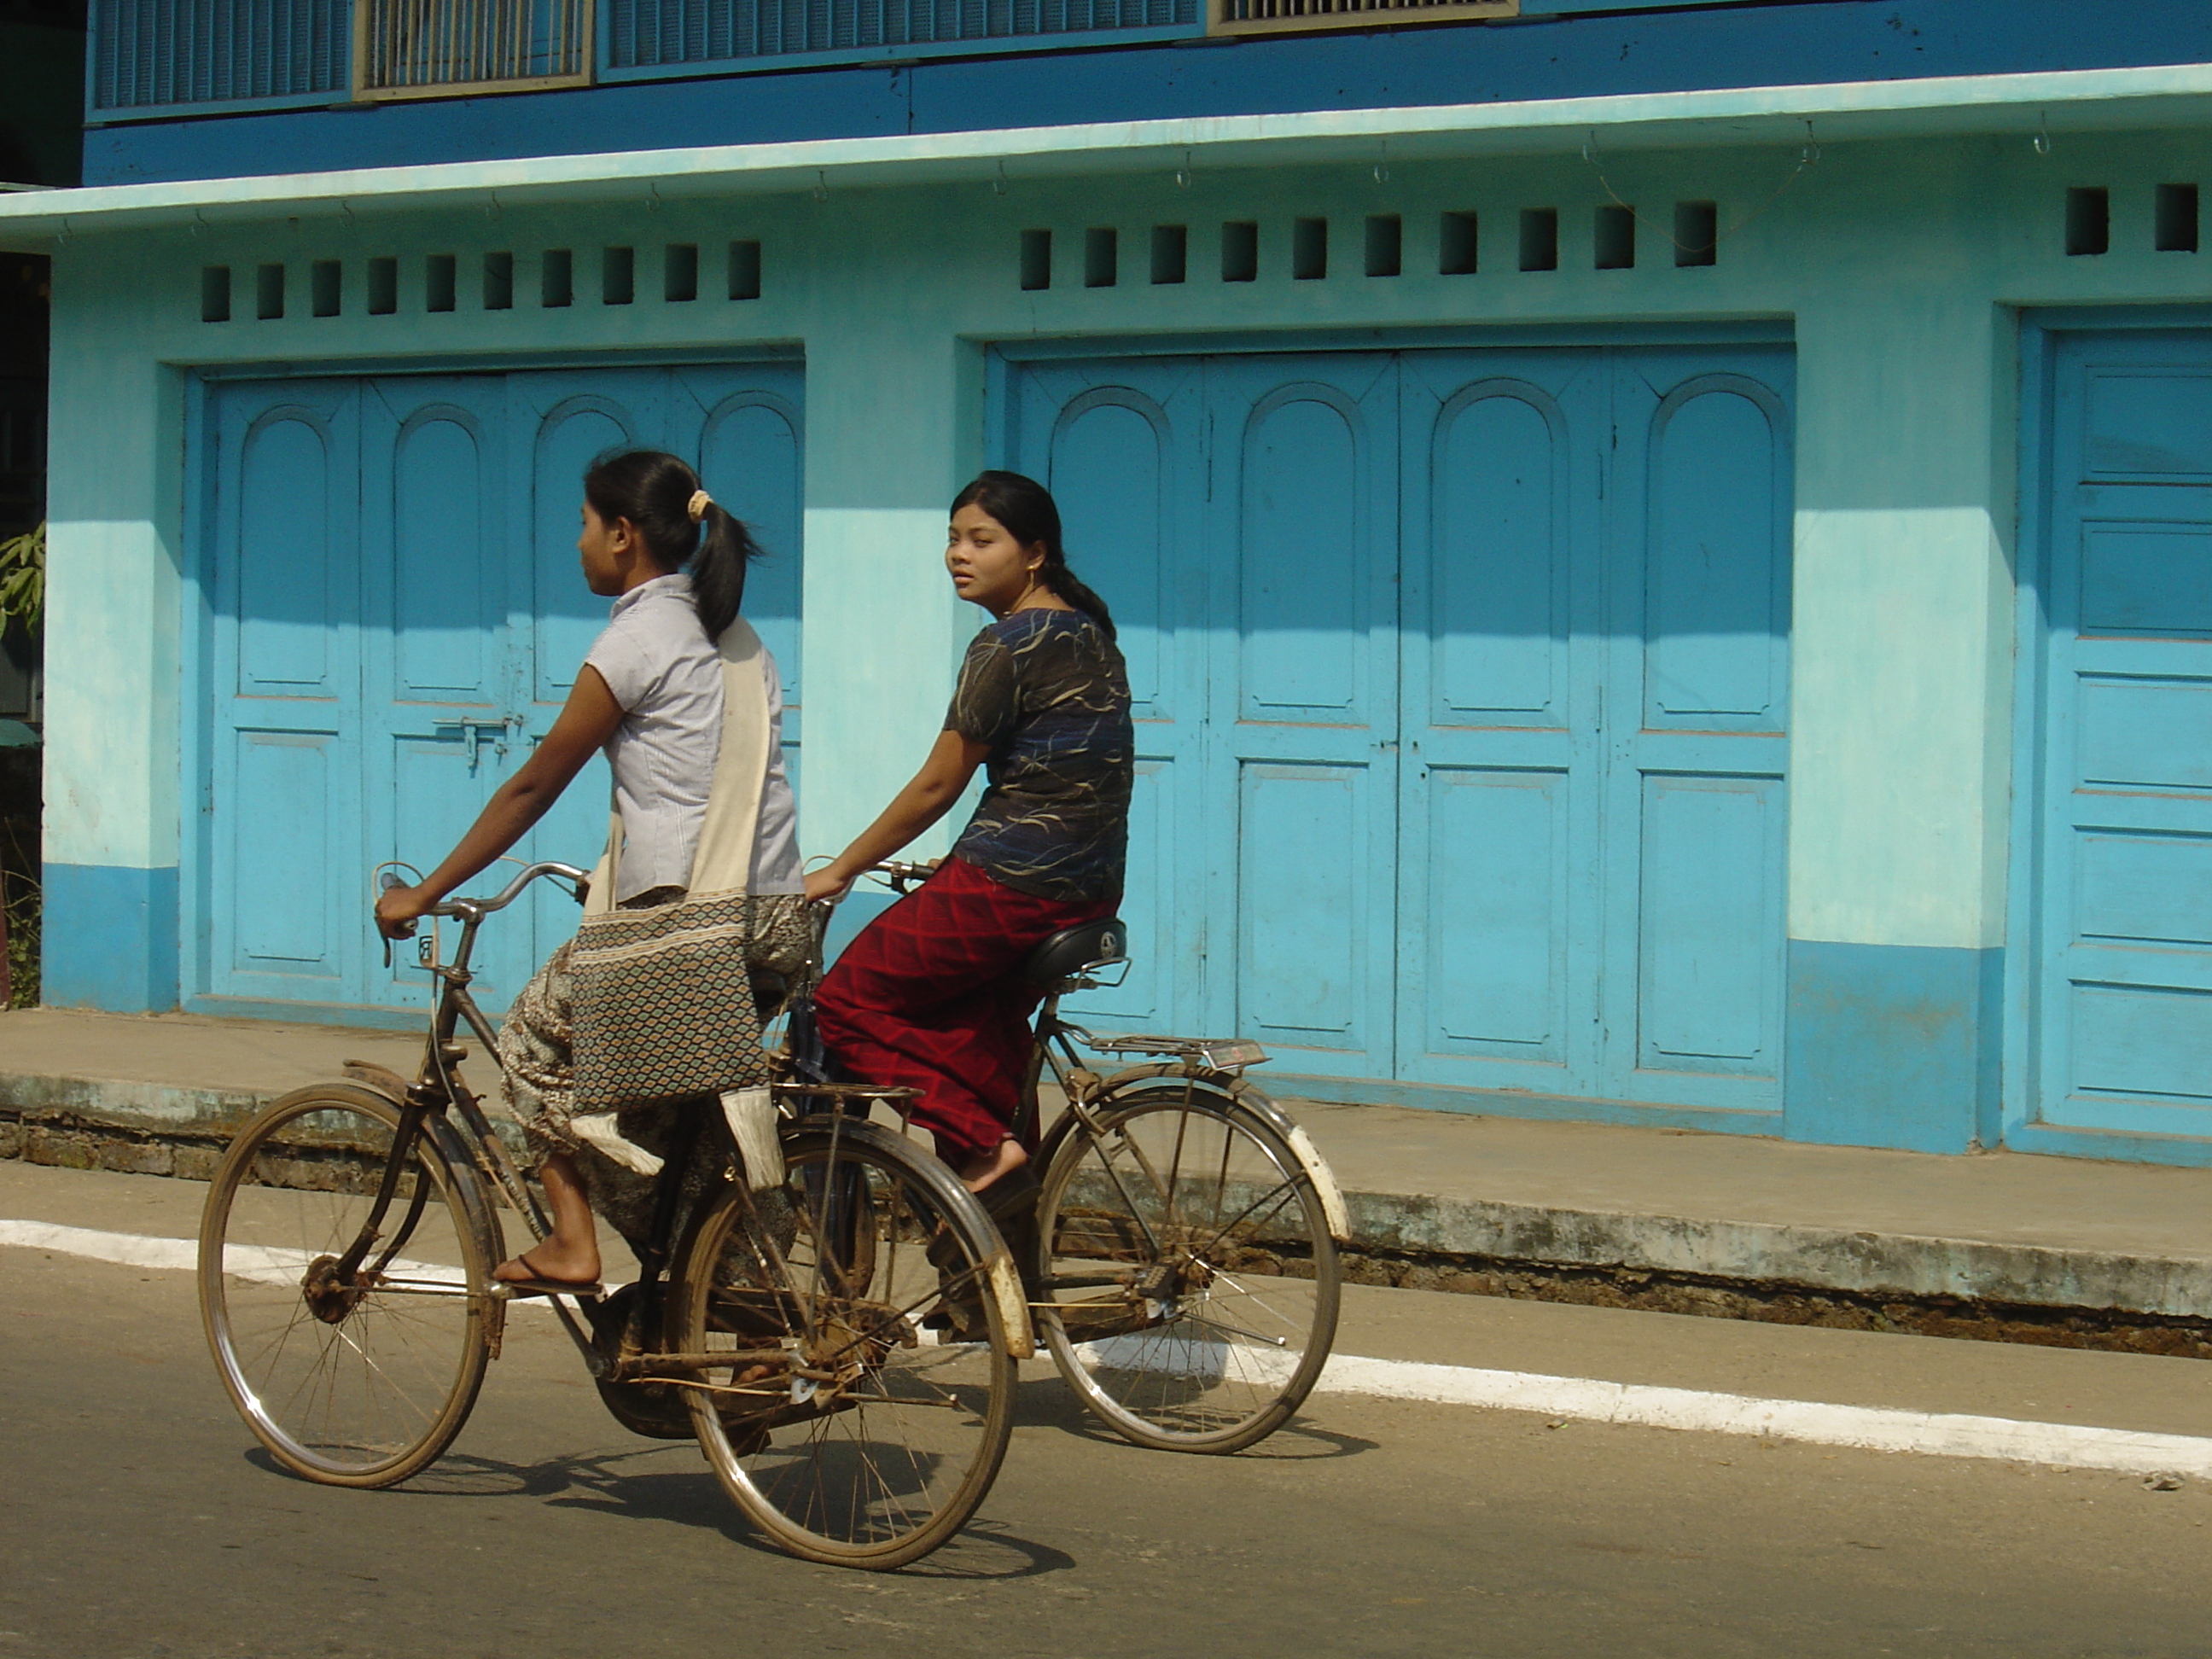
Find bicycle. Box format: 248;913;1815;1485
195;859;1027;1571
854;861;1349;1454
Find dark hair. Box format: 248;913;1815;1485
950;470;1115;642
582;449;763;643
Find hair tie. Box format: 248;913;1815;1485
686;489;713;524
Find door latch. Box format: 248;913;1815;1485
435;718;512;771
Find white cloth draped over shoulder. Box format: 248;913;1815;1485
583;613;772;920
566;615;792;1171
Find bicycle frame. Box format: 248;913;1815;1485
341;860;613;1366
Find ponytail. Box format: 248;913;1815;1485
582;448;765;643
687;500;754;643
950;469;1115;643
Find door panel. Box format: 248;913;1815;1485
1398;354;1600;1091
2036;331;2212;1136
1010;360;1207;1032
360;377;519;1007
208;382;363;1004
1214;358;1400;1075
1605;358;1792;1107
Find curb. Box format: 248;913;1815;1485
6;1070;2210;1356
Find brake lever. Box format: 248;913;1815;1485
376;870;403;969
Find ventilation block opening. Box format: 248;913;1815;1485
541;248;573;307
601;247;634;306
729;240;762;300
1674;201;1718;267
1222;220;1259;282
1364;215;1401;277
2066;187;2110;257
1151;224;1188;285
1439;212;1478;276
665;243;699;301
1594;204;1636;270
1519;208;1558;272
2157;184;2199;253
1086;227;1118;288
1019;229;1051;291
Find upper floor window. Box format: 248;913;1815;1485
357;0;589;96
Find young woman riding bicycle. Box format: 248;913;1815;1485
804;470;1133;1224
374;448;808;1294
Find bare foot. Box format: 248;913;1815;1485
955;1138;1029;1194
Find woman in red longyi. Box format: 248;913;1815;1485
804;472;1132;1214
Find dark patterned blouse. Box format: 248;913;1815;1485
945;608;1134;903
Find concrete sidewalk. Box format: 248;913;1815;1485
3;1006;2209;1349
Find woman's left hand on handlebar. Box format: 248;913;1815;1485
375;883;433;940
804;866;855;905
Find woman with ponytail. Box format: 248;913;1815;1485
807;471;1132;1220
375;449;809;1293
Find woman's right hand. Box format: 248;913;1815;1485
375;882;434;940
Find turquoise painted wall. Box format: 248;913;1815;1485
37;121;2212;1155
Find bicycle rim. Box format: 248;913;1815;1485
675;1118;1016;1569
197;1086;495;1488
1037;1088;1341;1453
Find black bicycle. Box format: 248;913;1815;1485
860;860;1349;1454
195;859;1024;1570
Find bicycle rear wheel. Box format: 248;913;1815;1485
1035;1084;1340;1453
672;1116;1017;1569
197;1086;498;1488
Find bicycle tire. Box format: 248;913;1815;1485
1034;1082;1341;1453
671;1115;1018;1569
197;1085;499;1488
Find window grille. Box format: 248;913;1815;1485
354;0;590;97
1209;0;1511;36
607;0;1194;68
91;0;346;111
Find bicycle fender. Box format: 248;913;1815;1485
985;1250;1034;1359
1279;1122;1352;1245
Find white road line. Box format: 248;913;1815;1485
1310;1355;2212;1479
10;1216;2209;1478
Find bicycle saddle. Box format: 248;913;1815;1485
1023;917;1127;987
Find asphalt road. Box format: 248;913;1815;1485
3;1161;2210;1659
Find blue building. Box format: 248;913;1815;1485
9;0;2212;1164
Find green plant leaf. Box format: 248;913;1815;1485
0;522;44;633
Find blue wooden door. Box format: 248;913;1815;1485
206;380;368;1010
1395;349;1608;1096
1010;344;1790;1110
2034;330;2212;1138
1009;358;1208;1036
359;375;533;1009
1208;355;1402;1080
1598;349;1792;1111
204;364;804;1019
1395;346;1790;1109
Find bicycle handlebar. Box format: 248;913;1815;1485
381;860;591;919
866;859;937;893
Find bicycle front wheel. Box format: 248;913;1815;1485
672;1116;1017;1570
1035;1084;1341;1453
197;1086;498;1488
